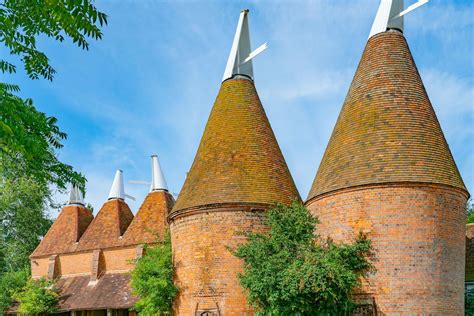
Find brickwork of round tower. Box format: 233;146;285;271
169;78;300;315
305;30;469;314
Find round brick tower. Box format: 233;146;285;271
169;11;299;316
305;29;469;314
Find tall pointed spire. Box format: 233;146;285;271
222;9;267;82
151;155;168;192
307;30;465;201
170;10;299;315
369;0;429;38
172;9;299;216
68;184;85;206
108;169;125;200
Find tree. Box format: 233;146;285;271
13;277;59;314
1;83;86;190
0;176;52;273
232;202;373;315
131;231;178;316
0;0;107;81
1;0;108;190
0;268;29;314
466;200;474;224
0;1;108;313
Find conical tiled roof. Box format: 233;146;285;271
77;199;134;251
308;30;466;200
31;205;93;257
172;77;300;214
122;191;174;245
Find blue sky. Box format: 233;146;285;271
5;0;473;216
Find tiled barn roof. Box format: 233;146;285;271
122;190;174;245
56;273;137;311
308;30;466;201
77;199;134;251
31;205;93;258
172;77;300;214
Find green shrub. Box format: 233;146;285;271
466;200;474;224
13;277;59;314
466;287;474;315
232;202;373;315
131;231;178;315
0;268;29;315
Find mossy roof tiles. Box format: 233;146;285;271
172;78;300;213
55;273;137;311
308;31;466;200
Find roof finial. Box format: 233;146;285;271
222;9;268;82
68;184;85;206
369;0;429;39
151;155;168;192
108;169;125;200
108;169;136;201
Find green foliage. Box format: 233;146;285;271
1;84;86;190
131;231;178;316
466;287;474;315
0;0;107;81
0;268;29;315
0;176;52;273
0;2;107;313
466;200;474;224
13;277;59;315
232;202;373;316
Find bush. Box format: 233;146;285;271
131;231;178;315
13;277;59;314
466;287;474;315
232;202;373;315
466;200;474;224
0;269;29;315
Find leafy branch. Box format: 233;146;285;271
0;0;108;81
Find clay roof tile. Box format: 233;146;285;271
122;190;174;245
30;205;93;258
172;78;300;215
77;199;134;251
308;31;467;201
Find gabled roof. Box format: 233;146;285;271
308;30;466;200
172;78;300;215
77;199;134;251
31;205;93;258
122;190;174;245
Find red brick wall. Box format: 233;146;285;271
306;183;467;315
170;209;266;315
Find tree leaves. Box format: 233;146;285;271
131;231;178;315
0;85;86;190
13;277;59;314
0;0;108;81
0;268;29;314
232;202;373;316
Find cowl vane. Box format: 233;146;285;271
369;0;429;38
68;184;85;206
222;9;268;82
